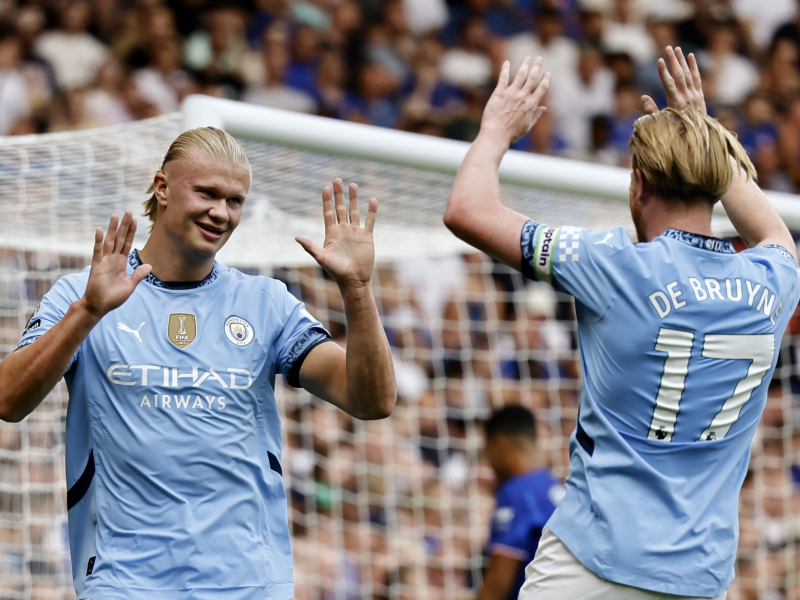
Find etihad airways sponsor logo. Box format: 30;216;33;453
106;364;253;389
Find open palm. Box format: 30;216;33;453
296;179;377;288
82;211;152;317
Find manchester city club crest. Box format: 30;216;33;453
224;316;254;346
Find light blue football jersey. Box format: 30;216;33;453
17;251;331;600
520;222;800;597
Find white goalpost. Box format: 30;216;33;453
0;98;799;600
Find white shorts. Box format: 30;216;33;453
518;527;727;600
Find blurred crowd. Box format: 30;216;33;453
3;0;800;191
4;248;800;600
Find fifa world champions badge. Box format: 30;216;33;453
225;316;255;346
168;313;197;348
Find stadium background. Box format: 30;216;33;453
3;0;800;599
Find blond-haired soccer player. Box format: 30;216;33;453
444;47;799;599
0;127;396;600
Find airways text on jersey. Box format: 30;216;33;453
648;276;783;324
107;364;253;411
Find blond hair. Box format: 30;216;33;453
144;127;252;225
629;107;755;205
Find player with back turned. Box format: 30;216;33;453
444;47;800;599
0;128;396;600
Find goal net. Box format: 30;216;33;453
0;108;797;600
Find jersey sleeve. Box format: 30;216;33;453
740;244;800;325
488;485;538;561
271;283;333;387
16;275;85;371
520;220;634;318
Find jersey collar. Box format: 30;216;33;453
128;250;220;290
662;229;735;254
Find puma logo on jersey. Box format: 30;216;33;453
118;322;145;343
594;232;614;247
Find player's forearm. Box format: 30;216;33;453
721;164;797;258
0;300;99;422
340;282;396;420
444;127;507;248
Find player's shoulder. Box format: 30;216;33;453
741;244;800;270
49;268;91;300
221;265;295;302
738;245;800;291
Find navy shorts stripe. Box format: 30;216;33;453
268;451;282;475
67;450;95;510
576;422;594;456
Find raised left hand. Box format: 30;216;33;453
641;46;707;116
296;178;377;289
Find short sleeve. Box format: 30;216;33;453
17;275;85;371
521;220;634;318
488;486;537;561
272;284;333;387
741;244;800;324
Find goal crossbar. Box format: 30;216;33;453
181;94;800;230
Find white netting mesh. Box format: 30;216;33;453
0;115;797;600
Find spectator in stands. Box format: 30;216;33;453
366;0;416;89
601;0;656;65
0;21;29;136
84;60;134;125
700;17;758;106
242;21;318;113
339;62;400;127
440;0;517;47
548;45;615;152
760;36;800;112
184;5;250;96
504;8;579;80
133;38;193;116
34;0;107;91
440;17;493;91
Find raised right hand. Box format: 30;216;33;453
642;46;707;116
480;56;551;146
80;211;152;318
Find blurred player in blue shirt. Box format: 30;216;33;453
444;47;800;599
479;405;563;600
0;127;396;600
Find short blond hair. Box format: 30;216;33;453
144;127;252;224
629;107;756;205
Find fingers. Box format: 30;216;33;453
121;216;137;257
103;213;119;256
364;198;378;233
497;60;510;90
130;263;152;286
657;57;677;99
322;186;335;229
641;95;659;115
666;46;687;93
332;178;347;224
511;56;532;90
675;47;693;89
688;52;702;90
348;183;359;226
113;210;133;254
521;57;543;94
529;71;550;107
92;227;103;265
295;236;323;261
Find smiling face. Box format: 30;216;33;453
152;150;251;260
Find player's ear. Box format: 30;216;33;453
634;169;650;204
153;171;168;208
